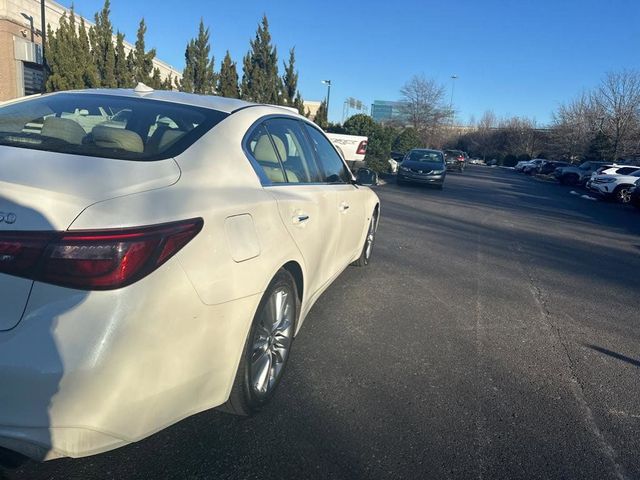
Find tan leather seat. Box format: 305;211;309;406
40;117;86;145
253;135;299;183
92;126;144;153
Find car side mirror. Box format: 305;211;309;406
354;168;378;186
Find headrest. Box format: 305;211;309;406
253;135;280;165
41;117;86;145
158;129;185;151
92;126;144;153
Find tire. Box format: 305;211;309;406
614;185;633;204
351;211;378;267
220;269;298;416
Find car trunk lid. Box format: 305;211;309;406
0;146;181;330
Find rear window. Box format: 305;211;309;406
0;93;228;161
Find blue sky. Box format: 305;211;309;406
67;0;639;125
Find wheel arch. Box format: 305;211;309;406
282;260;304;303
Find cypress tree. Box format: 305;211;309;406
180;19;215;94
149;68;162;89
314;100;328;129
161;73;174;91
78;18;99;88
241;15;280;104
114;32;131;87
217;51;240;98
282;48;298;105
90;0;117;87
131;19;156;85
179;41;195;93
294;91;305;115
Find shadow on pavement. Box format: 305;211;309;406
584;345;640;368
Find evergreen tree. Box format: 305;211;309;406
90;0;117;87
282;48;299;105
131;19;156;85
45;9;97;91
217;50;240;98
179;19;215;94
161;73;174;91
314;100;328;129
294;91;305;115
241;15;280;104
149;68;162;89
78;17;99;88
114;32;132;87
179;42;195;93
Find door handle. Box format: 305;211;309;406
292;214;310;224
339;202;350;212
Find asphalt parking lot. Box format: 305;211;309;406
2;166;639;480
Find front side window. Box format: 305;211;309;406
0;93;227;161
303;124;351;183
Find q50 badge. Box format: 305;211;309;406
0;212;17;224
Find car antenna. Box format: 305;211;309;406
134;82;154;95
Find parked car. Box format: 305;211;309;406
444;149;467;172
522;159;546;175
538;161;569;175
0;87;380;460
588;170;640;203
591;165;640;179
554;161;611;185
630;178;640;209
397;149;447;188
326;132;368;171
515;160;531;171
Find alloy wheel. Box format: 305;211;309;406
249;287;294;397
618;188;631;204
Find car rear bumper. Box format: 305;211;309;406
0;261;260;460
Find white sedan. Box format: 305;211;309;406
0;86;380;460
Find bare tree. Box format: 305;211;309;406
592;70;640;160
549;93;595;161
398;74;448;143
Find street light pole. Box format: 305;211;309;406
321;79;331;123
449;74;458;126
40;0;47;92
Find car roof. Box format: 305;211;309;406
37;88;298;115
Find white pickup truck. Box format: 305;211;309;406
326;133;368;171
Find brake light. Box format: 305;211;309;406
356;140;368;155
0;218;203;290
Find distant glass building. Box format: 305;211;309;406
371;100;403;123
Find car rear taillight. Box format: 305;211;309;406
0;218;203;290
356;140;368;155
457;156;464;161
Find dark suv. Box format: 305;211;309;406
444;150;467;172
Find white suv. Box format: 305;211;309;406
588;170;640;203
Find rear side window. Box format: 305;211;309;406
303;124;351;183
0;93;227;161
264;119;322;184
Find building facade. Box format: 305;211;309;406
371;100;404;123
0;0;181;102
